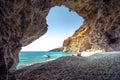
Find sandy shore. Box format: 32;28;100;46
15;51;120;80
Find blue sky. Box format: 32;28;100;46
22;6;83;51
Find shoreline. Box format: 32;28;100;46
17;51;72;69
17;58;57;69
17;51;120;69
15;51;120;80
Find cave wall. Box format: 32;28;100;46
0;0;120;79
56;0;120;53
0;0;53;79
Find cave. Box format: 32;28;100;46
18;5;83;69
0;0;120;80
21;5;83;51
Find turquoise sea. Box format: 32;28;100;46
17;51;72;69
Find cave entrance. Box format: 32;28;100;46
21;5;83;51
18;6;83;69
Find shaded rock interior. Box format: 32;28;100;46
0;0;120;80
0;0;52;79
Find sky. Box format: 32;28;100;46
21;6;83;51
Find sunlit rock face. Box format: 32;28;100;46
55;0;120;53
0;0;120;79
0;0;52;79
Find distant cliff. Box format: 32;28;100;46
49;47;63;52
0;0;120;79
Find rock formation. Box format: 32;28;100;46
49;47;63;52
0;0;120;80
61;0;120;53
0;0;52;79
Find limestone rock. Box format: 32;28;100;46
0;0;120;79
60;0;120;53
0;0;53;79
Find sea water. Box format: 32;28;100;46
17;51;72;69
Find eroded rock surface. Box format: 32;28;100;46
0;0;52;79
0;0;120;80
60;0;120;53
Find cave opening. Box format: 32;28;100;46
1;1;120;80
21;5;83;51
18;6;83;69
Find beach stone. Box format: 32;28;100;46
15;52;120;80
0;0;120;79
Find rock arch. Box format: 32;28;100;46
0;0;120;79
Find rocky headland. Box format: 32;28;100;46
0;0;120;80
49;47;63;52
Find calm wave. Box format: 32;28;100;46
17;51;72;69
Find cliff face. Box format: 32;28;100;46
58;0;120;53
49;47;63;52
0;0;120;79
